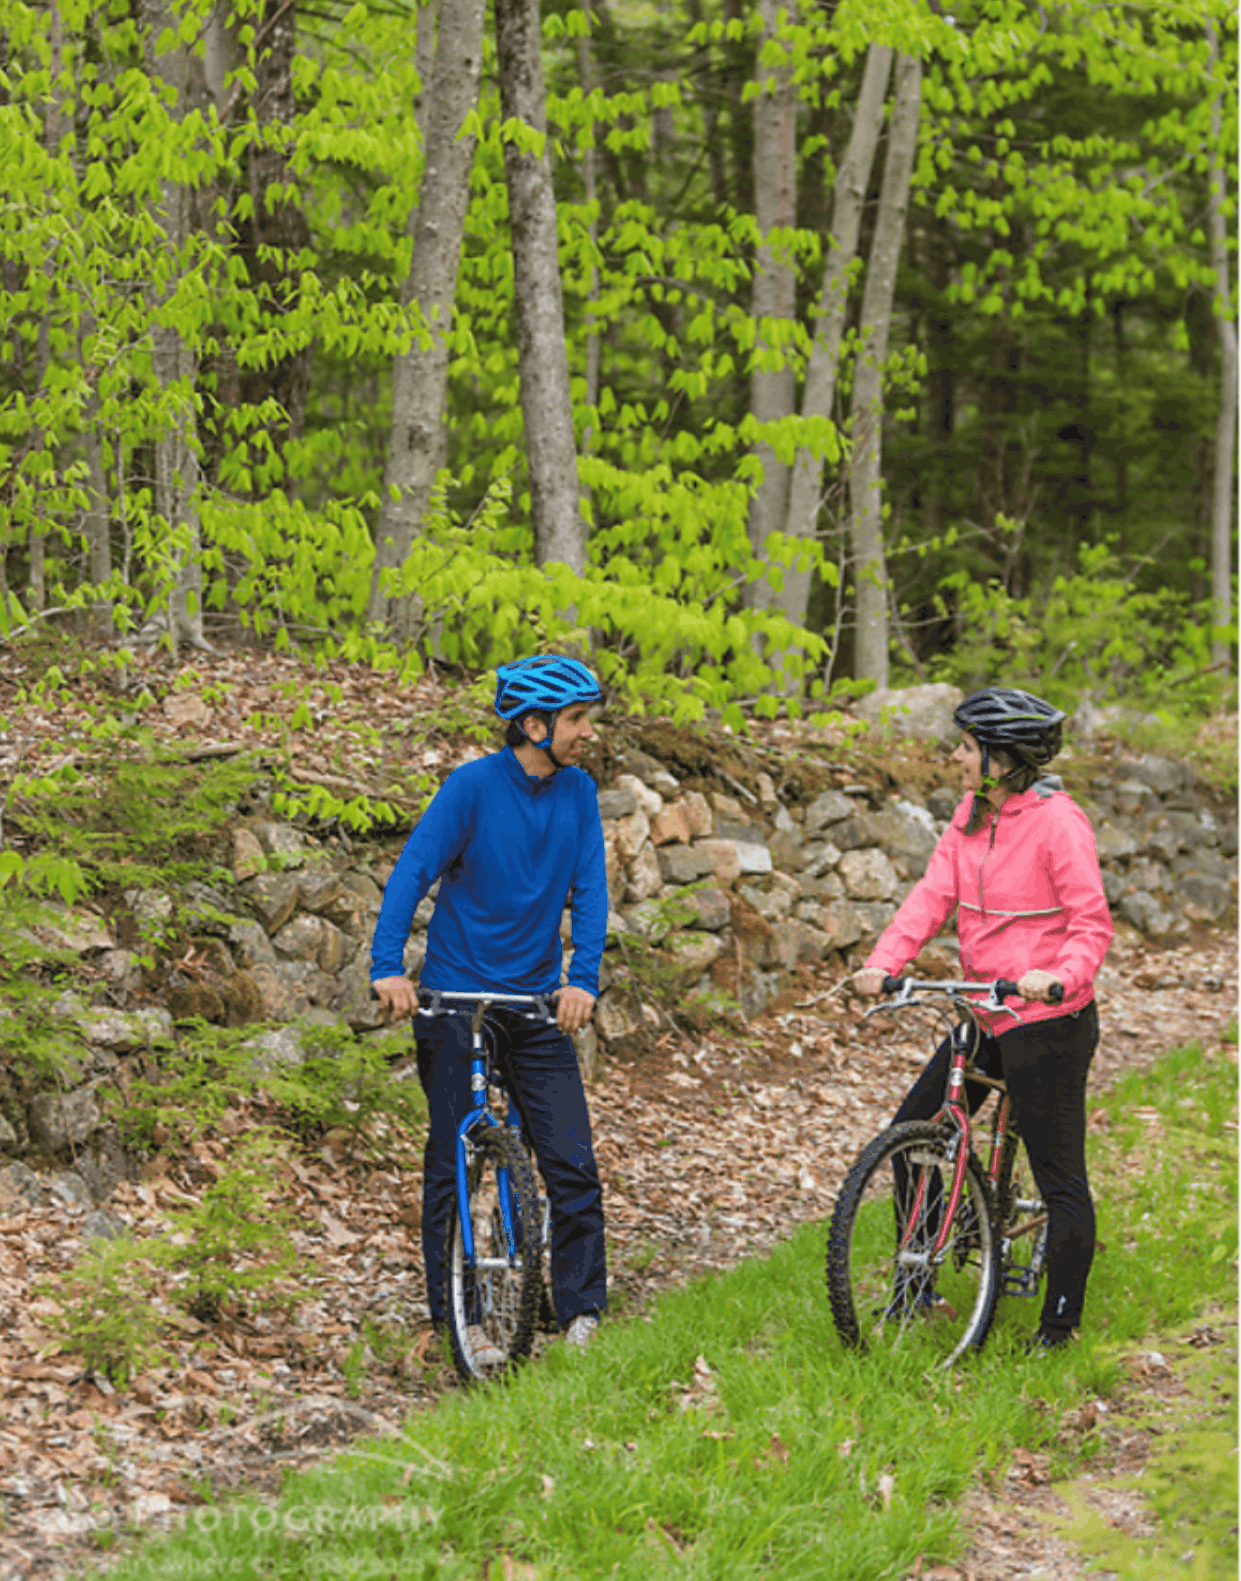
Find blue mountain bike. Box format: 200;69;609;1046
416;990;554;1382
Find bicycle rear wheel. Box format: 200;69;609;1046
443;1125;541;1382
826;1121;1000;1364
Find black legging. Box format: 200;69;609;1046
893;1002;1099;1332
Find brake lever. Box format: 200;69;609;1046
974;990;1022;1021
863;981;922;1018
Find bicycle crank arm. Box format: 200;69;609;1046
1004;1214;1049;1242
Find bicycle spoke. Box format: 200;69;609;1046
444;1127;541;1381
827;1122;1000;1363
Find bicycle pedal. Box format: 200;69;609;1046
1002;1273;1039;1297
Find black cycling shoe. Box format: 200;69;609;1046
1025;1325;1073;1356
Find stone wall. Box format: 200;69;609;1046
2;728;1234;1214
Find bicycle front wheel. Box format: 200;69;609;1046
826;1121;1000;1364
444;1125;541;1382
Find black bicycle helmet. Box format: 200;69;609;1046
953;687;1065;768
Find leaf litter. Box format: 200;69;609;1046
0;650;1233;1579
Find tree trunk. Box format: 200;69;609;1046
780;43;892;626
241;0;312;454
82;352;111;632
367;0;483;635
848;52;921;687
1207;22;1235;672
743;0;798;612
28;0;71;616
495;0;586;572
144;0;206;651
578;0;600;509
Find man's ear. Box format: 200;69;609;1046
522;713;548;744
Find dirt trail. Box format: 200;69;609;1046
0;928;1234;1581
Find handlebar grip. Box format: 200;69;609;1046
993;979;1064;1003
881;975;907;994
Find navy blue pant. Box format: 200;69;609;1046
893;1002;1099;1332
414;1005;607;1331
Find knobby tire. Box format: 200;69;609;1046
444;1125;541;1382
826;1120;1001;1364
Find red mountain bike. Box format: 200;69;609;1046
826;976;1060;1364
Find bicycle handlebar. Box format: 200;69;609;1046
880;975;1064;1005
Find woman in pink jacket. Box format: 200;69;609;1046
854;687;1114;1353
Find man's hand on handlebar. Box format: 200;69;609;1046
372;975;419;1020
1016;969;1064;1003
556;986;596;1035
851;968;888;998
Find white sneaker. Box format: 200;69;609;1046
465;1325;506;1369
564;1314;599;1351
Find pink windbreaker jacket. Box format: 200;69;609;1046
865;786;1115;1033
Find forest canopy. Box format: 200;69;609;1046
0;0;1235;727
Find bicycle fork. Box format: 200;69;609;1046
453;1001;523;1272
895;1029;972;1282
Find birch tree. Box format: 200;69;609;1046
848;51;921;687
495;0;586;573
743;0;797;612
778;43;892;629
368;0;484;636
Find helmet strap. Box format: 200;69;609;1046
519;709;564;771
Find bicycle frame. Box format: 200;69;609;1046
871;978;1026;1267
416;989;554;1273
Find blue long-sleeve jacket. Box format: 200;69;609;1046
369;747;609;996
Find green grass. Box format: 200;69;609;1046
91;1038;1237;1581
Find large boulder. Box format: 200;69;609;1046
678;887;731;931
839;848;900;902
242;872;300;934
864;801;939;878
768;825;804;871
1125;755;1185;797
27;906;115;957
0;1161;46;1213
228;919;278;968
649;803;694;846
29;1083;106;1152
76;1007;174;1052
794;900;863;950
597;785;638;820
1095;822;1140;863
1176;872;1235;923
595;986;641;1043
853;900;899;940
614;808;650;864
664;930;726;982
1119;890;1181;937
624;843;664;902
658;845;717;884
298;868;345;914
854;684;964;747
736;881;794;921
243;1026;307;1076
804;789;854;834
926;786;961;823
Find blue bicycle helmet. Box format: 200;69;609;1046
495;655;601;768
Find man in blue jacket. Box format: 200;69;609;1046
371;655;608;1353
